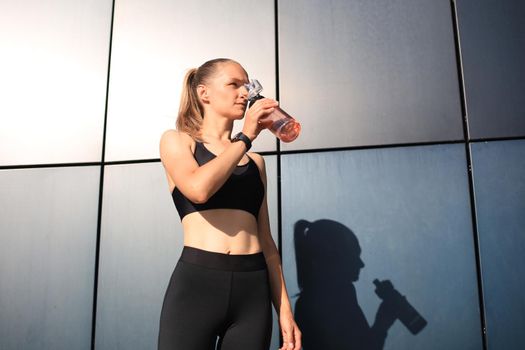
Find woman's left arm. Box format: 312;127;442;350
250;153;302;350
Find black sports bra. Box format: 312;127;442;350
171;141;265;221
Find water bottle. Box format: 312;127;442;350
244;79;301;143
373;279;427;335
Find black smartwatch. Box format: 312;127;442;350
231;132;252;151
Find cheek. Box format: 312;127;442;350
209;90;237;113
214;90;231;103
212;97;234;114
209;92;225;105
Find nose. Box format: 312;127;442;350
240;85;249;98
358;256;365;268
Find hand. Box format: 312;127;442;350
279;312;302;350
373;300;397;332
242;98;279;141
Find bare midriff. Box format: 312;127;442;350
180;209;262;255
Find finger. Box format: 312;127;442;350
261;108;275;117
264;99;279;106
253;98;278;109
263;100;279;109
249;105;274;119
288;332;297;349
253;104;275;116
294;328;302;350
281;329;291;347
279;342;290;350
282;333;295;349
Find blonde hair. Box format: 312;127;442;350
176;58;242;140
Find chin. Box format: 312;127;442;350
231;113;245;120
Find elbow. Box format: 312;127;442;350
186;184;210;204
176;176;211;204
191;191;209;204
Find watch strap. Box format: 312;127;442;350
231;132;252;151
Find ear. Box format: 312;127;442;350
196;84;209;104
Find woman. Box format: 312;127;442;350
158;58;302;350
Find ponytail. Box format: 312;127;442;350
176;68;204;140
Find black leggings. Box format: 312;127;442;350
158;246;273;350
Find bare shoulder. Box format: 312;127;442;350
159;129;195;158
160;129;193;146
248;152;265;168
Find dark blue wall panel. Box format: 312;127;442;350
471;140;525;349
281;144;483;349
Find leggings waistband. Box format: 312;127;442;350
180;246;267;271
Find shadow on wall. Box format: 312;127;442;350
293;219;427;349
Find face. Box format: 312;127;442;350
199;62;249;119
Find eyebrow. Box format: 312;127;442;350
230;77;249;84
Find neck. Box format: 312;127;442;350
200;110;235;143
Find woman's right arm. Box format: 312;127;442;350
159;98;278;203
160;130;249;203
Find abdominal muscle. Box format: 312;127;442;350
180;209;263;255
